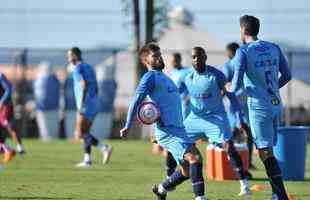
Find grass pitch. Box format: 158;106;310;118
0;140;309;200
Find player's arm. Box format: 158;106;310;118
0;74;12;107
278;47;292;88
227;49;247;93
120;72;155;138
217;69;245;126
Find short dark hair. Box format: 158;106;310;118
192;46;206;55
139;43;160;62
240;15;260;36
226;42;240;56
172;52;181;61
70;47;82;59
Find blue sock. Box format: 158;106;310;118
83;134;98;154
263;157;288;200
166;152;177;177
227;143;246;180
162;170;188;191
190;162;205;197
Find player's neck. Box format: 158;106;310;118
245;36;258;43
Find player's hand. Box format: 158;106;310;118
120;127;130;139
225;82;232;92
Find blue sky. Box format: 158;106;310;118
0;0;309;49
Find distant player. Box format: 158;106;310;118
224;42;255;169
120;43;207;200
227;15;292;200
169;52;191;119
67;47;112;167
0;72;20;163
177;46;251;196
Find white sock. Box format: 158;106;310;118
158;184;167;195
240;179;249;189
17;144;24;152
195;196;207;200
83;153;91;163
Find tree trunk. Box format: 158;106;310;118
133;0;142;86
145;0;154;44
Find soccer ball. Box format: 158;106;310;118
137;101;160;125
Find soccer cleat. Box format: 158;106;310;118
75;161;92;168
102;145;113;165
3;149;16;163
152;185;166;200
238;186;252;196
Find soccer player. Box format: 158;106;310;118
178;46;251;196
228;15;292;200
169;52;191;119
224;42;255;169
67;47;112;167
120;43;207;200
0;72;20;163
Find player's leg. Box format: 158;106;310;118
163;150;177;178
154;144;206;200
224;140;251;195
249;108;288;200
6;126;25;154
0;129;16;163
76;114;112;167
246;127;255;169
205;113;251;195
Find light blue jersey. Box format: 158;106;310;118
179;65;241;144
125;70;194;164
231;40;291;148
223;60;249;128
72;62;98;121
169;67;192;119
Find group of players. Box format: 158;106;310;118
0;14;292;200
121;15;292;200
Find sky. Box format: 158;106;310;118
0;0;310;49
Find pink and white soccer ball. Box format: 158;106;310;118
137;101;160;125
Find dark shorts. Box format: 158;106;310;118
0;104;13;128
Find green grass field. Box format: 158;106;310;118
1;140;310;200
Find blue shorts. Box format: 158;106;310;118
184;112;233;144
79;106;97;122
248;104;282;149
155;125;194;165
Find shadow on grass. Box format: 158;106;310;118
0;197;73;200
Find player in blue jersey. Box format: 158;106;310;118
153;53;192;179
224;42;255;170
227;15;292;200
169;52;191;119
120;43;207;200
67;47;112;168
177;46;251;196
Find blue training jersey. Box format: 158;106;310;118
231;40;292;108
0;73;12;105
125;70;184;129
179;65;241;117
224;60;248;117
72;62;98;110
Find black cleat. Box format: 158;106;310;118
152;184;167;200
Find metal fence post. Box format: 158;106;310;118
285;52;293;126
